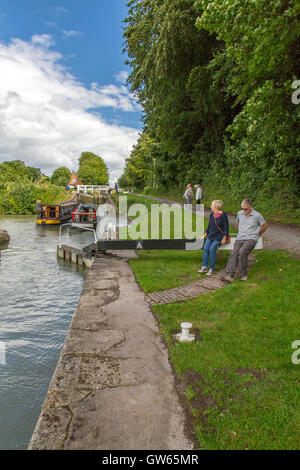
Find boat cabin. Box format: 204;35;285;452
36;202;78;226
71;203;98;228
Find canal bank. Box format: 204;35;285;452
29;251;194;450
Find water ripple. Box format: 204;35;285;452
0;215;86;449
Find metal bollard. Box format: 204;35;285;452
176;322;195;342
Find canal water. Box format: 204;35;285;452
0;216;95;450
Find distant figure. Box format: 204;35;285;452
194;184;202;206
114;182;119;193
222;198;268;282
199;200;229;276
35;200;43;212
183;184;193;205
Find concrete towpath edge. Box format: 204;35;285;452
28;254;196;450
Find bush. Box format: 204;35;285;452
2;177;36;214
143;185;153;194
0;180;69;215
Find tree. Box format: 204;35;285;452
0;160;42;188
77;152;109;185
120;0;300;209
122;0;237;187
50;167;72;187
195;0;300;199
24;166;41;181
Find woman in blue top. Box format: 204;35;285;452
199;200;229;275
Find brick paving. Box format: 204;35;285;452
146;255;256;305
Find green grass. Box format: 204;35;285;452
129;249;300;449
112;192;300;448
129;250;230;292
112;193;236;241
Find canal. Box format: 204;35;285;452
0;216;94;449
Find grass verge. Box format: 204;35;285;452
113;192;300;448
129;250;300;449
129;250;230;292
111;193;236;241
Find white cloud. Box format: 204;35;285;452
55;7;69;17
31;34;55;48
45;21;56;28
0;35;140;184
62;30;84;39
114;70;129;84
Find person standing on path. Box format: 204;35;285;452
35;200;43;212
194;184;202;206
183;183;193;205
199;200;229;276
222;198;268;282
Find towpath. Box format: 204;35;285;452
29;252;194;450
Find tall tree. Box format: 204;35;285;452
123;0;235;188
121;0;299;207
195;0;300;199
50;166;72;187
0;160;41;187
78;152;109;185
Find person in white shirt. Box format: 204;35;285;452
194;184;202;205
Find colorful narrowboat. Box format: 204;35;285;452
71;203;98;229
36;201;78;226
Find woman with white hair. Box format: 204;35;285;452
199;200;229;275
183;183;193;205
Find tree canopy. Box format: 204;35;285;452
77;152;109;185
0;160;41;188
50;166;72;187
120;0;300;209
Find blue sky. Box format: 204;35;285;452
0;0;142;183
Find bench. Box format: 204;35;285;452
217;235;263;250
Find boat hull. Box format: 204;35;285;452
36;217;71;226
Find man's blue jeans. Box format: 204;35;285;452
202;238;219;270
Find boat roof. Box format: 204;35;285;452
76;203;97;209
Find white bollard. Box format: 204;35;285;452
176;322;195;343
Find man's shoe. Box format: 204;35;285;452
240;276;248;281
221;274;235;283
207;269;214;276
198;266;208;273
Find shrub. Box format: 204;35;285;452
3;177;36;214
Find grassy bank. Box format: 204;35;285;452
112;193;237;242
112;193;300;449
130;249;300;449
112;193;205;240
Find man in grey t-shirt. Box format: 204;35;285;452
222;199;268;282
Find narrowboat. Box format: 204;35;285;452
71;203;98;229
36;201;78;226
